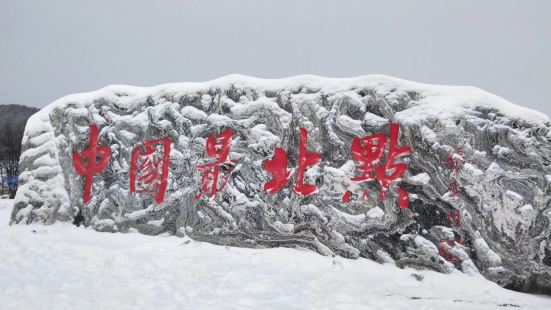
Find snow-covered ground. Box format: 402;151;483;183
0;199;550;310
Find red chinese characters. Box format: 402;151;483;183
446;181;461;198
264;128;321;195
195;129;236;200
341;189;352;203
446;147;465;173
130;137;172;204
448;210;460;227
263;148;291;195
72;122;411;209
72;125;112;204
345;123;412;208
439;239;464;264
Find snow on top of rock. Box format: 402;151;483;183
35;74;549;131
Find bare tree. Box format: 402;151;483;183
0;123;25;198
0;104;39;198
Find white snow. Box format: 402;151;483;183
473;233;502;268
231;97;293;129
246;124;281;154
462;163;484;178
207;113;233;127
365;206;385;220
147;218;165;227
34;75;549;140
363;112;389;127
486;162;503;176
376;249;395;264
119;129;137;141
493;145;512;157
32;153;58;167
408;172;431;185
181;105;208;121
124;205;154;220
0;199;550;309
336;115;365;136
420;125;437;143
518;204;535;219
400;234;439;258
505;190;524;203
413;235;440;258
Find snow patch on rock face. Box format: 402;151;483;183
486;162;503;176
492;145;512;157
473;233;502;268
336;115;365;136
505;190;524;203
408;172;431;185
13;109;70;224
247;124;281;154
365;206;384;220
420;125;437;143
518;204;535;219
11;74;551;293
413;235;439;258
462;163;483;178
400;234;440;259
363;112;389;128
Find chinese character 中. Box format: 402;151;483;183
72;124;112;203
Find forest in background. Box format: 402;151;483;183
0;104;39;198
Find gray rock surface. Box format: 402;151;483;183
11;75;551;293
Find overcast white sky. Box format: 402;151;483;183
1;0;550;116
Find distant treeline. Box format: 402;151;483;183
0;104;40;198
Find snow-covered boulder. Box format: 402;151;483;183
11;74;551;293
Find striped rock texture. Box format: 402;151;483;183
11;75;551;293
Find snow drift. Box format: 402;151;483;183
2;199;551;310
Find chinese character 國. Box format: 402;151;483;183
130;137;172;204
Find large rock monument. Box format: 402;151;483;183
11;75;551;293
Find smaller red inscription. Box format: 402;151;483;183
439;238;464;264
448;210;461;228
